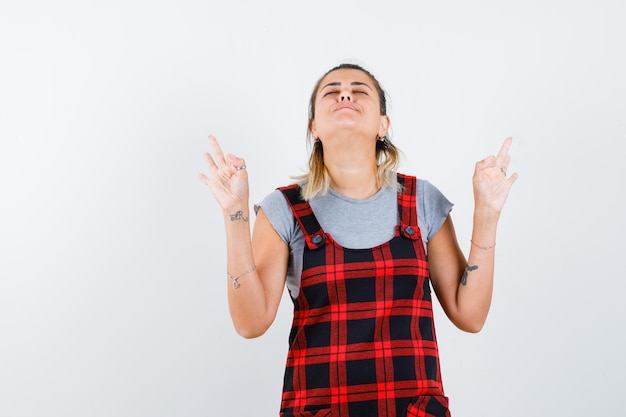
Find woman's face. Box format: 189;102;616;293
310;68;389;141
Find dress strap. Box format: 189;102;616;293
278;184;326;250
396;173;422;240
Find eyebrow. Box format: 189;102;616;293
320;81;374;91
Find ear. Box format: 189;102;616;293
309;119;317;139
378;115;390;138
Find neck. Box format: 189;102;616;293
322;137;379;199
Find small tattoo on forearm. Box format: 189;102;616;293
461;264;479;286
229;210;248;222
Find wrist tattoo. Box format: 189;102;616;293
229;210;248;222
461;264;478;286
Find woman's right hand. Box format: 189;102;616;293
199;135;249;212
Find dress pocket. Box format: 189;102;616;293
280;409;331;417
406;395;450;417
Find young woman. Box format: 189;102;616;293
200;63;518;417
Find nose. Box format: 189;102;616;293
340;89;352;101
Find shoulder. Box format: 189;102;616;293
255;188;289;211
418;179;452;209
255;181;305;209
254;188;298;245
418;179;454;241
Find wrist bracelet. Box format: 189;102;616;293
227;266;256;289
471;239;496;250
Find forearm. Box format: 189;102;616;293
222;205;271;338
456;208;500;332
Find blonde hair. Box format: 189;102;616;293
293;63;402;200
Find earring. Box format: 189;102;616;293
378;135;390;149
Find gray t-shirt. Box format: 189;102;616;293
255;178;453;299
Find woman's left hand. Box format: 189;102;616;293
473;137;519;215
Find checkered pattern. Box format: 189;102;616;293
278;174;450;417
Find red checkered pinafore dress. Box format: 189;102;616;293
278;174;451;417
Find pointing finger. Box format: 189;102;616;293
496;136;513;165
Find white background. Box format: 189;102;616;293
1;1;625;416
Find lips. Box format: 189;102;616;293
335;103;357;111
